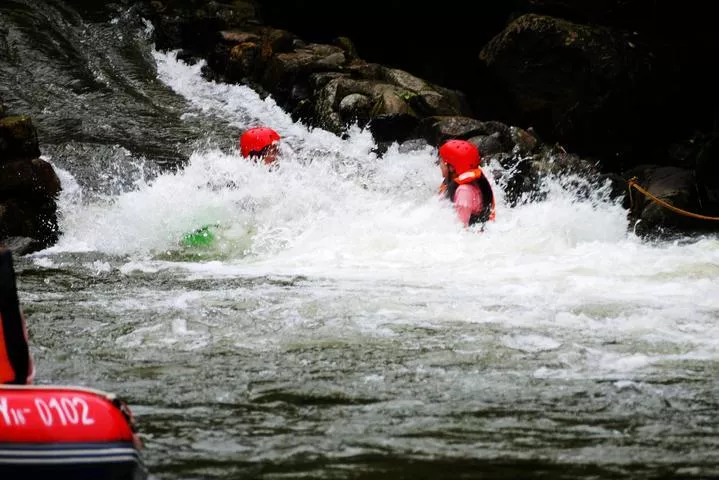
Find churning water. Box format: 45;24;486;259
3;2;718;478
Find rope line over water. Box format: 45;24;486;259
627;177;719;221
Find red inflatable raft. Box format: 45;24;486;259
0;384;147;479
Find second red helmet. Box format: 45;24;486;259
438;139;480;175
239;127;281;158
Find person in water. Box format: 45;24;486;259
437;139;496;228
0;248;34;385
181;127;282;248
239;126;281;164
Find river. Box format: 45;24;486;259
2;1;719;478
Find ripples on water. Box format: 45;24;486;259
2;1;719;479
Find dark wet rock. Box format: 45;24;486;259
137;0;261;54
397;138;431;154
0;106;61;253
469;133;509;157
0;159;62;198
0;116;42;163
333;36;359;61
417;116;510;147
368;113;419;144
338;93;372;126
623;165;710;237
479;14;668;172
510;126;541;156
595;172;628;204
0;236;42;257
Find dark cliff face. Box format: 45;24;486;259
23;0;719;173
255;0;522;117
56;0;717;168
48;0;719;152
521;0;719;129
257;2;718;110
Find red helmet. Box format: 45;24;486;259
239;127;280;158
438;139;480;175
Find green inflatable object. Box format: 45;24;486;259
181;225;215;247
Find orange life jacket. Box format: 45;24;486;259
440;168;496;224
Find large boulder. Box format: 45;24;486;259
623;165;715;237
479;14;673;172
0;116;41;162
0;110;61;254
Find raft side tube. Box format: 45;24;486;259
0;385;147;480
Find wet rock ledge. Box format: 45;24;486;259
0;101;61;255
